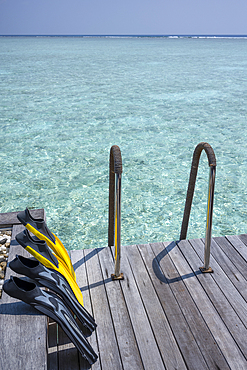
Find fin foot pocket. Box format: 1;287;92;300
10;254;96;331
17;208;76;279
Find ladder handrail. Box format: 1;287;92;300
180;142;216;272
108;145;123;279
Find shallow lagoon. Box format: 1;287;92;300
1;36;247;249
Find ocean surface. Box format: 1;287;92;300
0;36;247;249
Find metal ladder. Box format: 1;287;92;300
108;142;216;278
180;142;216;273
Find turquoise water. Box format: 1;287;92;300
1;36;247;249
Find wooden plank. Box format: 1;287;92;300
194;238;247;325
210;237;247;300
237;234;247;252
116;245;166;370
226;235;247;265
84;248;122;370
0;208;45;227
126;244;187;370
0;223;47;370
151;241;230;370
47;319;58;370
214;236;247;280
178;238;247;360
171;239;247;369
71;249;100;370
97;246;144;370
138;242;208;370
57;325;80;370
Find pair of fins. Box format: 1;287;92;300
17;208;84;307
3;275;97;365
3;208;98;365
17;208;76;280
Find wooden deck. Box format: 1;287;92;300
49;235;247;370
1;211;247;369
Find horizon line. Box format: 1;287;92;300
1;34;247;37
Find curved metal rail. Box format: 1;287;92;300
180;142;216;272
108;145;124;280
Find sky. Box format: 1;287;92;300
0;0;247;35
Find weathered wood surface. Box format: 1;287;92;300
150;241;230;370
57;234;247;370
123;244;186;370
172;239;246;369
0;209;47;370
0;208;45;228
138;243;208;369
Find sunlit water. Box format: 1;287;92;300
1;36;247;249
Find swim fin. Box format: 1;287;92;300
17;208;76;280
15;229;84;307
3;276;98;365
9;254;96;332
